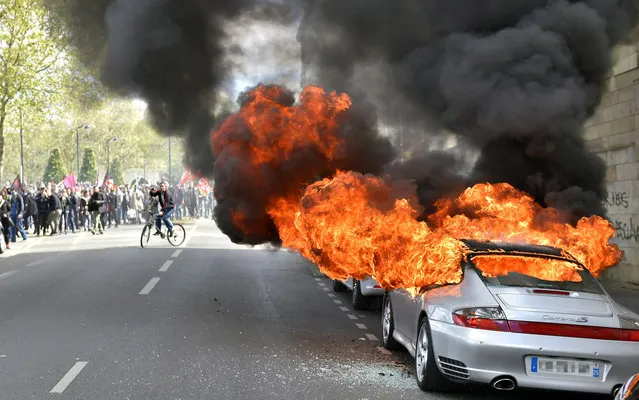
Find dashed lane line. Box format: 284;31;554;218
170;249;182;258
25;259;47;267
316;279;379;342
158;260;174;272
138;277;161;295
49;361;88;394
0;271;18;280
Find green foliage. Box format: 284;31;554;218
0;0;71;177
43;148;67;183
110;158;125;185
79;147;97;183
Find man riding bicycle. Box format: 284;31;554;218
149;182;175;237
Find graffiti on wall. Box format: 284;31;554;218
605;191;629;209
613;218;639;243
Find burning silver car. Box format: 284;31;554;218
381;240;639;395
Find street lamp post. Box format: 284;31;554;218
106;137;119;179
168;136;172;184
19;109;24;184
75;123;90;179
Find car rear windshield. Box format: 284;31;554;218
469;254;603;294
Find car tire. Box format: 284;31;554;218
351;279;370;310
381;293;401;350
415;317;454;392
332;280;347;292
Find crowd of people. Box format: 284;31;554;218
0;180;215;251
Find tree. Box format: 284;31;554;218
0;0;69;179
43;148;66;183
79;147;97;183
110;157;125;185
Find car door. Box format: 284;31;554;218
391;289;422;344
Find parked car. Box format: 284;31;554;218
333;276;384;310
381;240;639;395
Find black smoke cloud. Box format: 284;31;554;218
46;0;295;177
298;0;639;220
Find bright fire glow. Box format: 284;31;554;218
211;85;622;292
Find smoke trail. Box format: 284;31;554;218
46;0;300;177
298;0;639;219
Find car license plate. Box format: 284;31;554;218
530;357;600;378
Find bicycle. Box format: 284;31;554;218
139;209;186;248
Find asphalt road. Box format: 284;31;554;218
0;220;630;400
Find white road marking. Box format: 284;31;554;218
318;282;326;286
347;314;358;320
158;260;174;272
49;361;88;393
170;249;182;258
339;306;349;312
0;271;18;280
138;277;161;295
333;299;342;304
314;278;321;282
180;225;198;248
365;333;378;341
356;323;368;330
25;259;47;267
327;293;336;298
322;287;330;292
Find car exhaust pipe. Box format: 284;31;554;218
491;376;517;391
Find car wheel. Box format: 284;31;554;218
381;293;401;350
332;280;347;292
415;317;454;392
351;279;370;310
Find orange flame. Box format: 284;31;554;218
212;85;622;291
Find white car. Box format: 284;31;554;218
333;277;385;310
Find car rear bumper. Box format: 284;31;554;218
429;320;638;394
358;277;384;297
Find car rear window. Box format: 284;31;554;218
469;254;603;294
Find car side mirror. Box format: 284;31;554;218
616;374;639;400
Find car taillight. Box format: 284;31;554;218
452;307;509;332
451;309;639;342
620;316;639;342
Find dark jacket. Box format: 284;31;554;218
88;192;106;212
0;198;11;222
11;194;24;214
49;193;61;210
36;193;49;213
149;189;175;212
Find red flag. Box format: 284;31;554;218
63;173;76;189
178;170;192;185
11;175;21;190
197;178;212;195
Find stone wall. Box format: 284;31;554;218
585;43;639;283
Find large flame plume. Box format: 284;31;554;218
211;85;622;291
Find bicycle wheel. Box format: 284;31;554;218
167;224;186;247
140;225;151;248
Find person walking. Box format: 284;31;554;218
88;186;105;235
9;188;27;242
